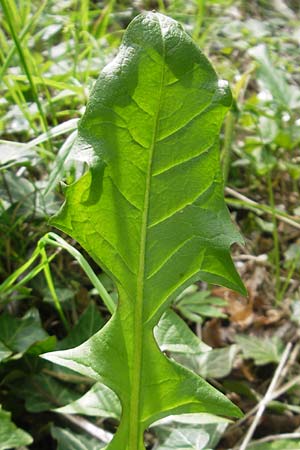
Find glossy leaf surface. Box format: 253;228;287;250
43;12;245;450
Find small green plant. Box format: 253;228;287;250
42;12;246;450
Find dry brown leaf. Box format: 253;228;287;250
212;286;254;328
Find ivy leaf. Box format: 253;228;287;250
175;345;239;379
51;426;105;450
155;309;211;354
14;373;79;412
0;308;53;360
153;413;229;450
156;427;210;450
236;335;283;366
54;381;121;418
0;342;12;362
43;12;245;450
0;405;33;450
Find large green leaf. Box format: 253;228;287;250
43;12;245;450
55;310;208;419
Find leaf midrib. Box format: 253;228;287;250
129;18;166;449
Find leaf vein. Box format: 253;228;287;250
90;231;136;276
146;236;195;280
148;180;215;228
152;143;214;177
107;174;142;212
157;100;213;142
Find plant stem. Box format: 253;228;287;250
0;232;115;316
225;187;300;230
0;253;58;302
44;233;116;314
0;246;40;294
267;172;281;302
277;259;297;303
40;247;70;332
